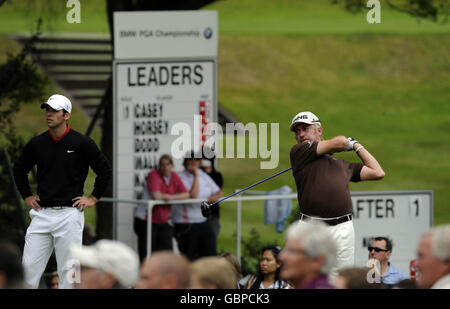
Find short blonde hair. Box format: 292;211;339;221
220;252;242;280
159;154;173;167
190;257;237;289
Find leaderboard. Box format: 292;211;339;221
114;60;215;200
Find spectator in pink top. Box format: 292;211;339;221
134;154;194;262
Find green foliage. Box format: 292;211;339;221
1;0;449;251
286;206;301;227
239;228;281;276
0;22;49;247
331;0;449;23
0;51;48;102
0;20;48;141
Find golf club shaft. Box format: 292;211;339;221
209;167;292;207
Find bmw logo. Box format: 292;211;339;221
204;27;213;39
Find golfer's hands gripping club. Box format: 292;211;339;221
201;201;212;218
346;137;359;151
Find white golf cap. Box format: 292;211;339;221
201;159;212;167
70;240;139;287
289;111;321;132
41;94;72;113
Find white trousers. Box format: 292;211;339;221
22;207;84;289
325;220;355;279
298;219;355;280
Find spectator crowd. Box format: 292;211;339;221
1;222;449;289
2;151;449;289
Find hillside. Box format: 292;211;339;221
206;0;450;250
1;0;449;253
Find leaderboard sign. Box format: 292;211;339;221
113;11;218;247
352;190;433;274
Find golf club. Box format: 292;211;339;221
201;167;292;217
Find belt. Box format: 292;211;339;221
40;206;72;210
300;214;352;226
38;200;73;208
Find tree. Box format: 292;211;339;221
331;0;449;23
0;21;49;247
2;0;446;241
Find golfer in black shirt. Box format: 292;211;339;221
13;94;112;289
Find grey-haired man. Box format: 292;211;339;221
416;224;450;289
289;111;385;279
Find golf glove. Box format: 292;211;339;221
347;137;359;151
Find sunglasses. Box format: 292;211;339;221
368;246;389;253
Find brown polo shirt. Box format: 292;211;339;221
290;141;363;218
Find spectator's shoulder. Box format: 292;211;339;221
177;169;190;180
197;168;208;177
147;169;159;178
394;264;409;277
238;274;254;289
171;170;182;179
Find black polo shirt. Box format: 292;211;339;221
13;128;112;206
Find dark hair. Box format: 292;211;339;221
0;242;24;289
373;237;393;252
158;154;174;167
337;267;385;289
250;245;283;289
182;151;201;169
43;271;58;289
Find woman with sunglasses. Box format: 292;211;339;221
242;245;292;289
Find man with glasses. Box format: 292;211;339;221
279;221;337;289
368;237;408;286
289;111;385;279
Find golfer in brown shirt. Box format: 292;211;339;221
289;111;385;279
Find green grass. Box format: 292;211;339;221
205;0;450;35
0;35;102;228
0;0;109;34
215;34;450;227
1;0;449;256
208;0;450;250
1;0;449;35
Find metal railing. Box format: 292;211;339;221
102;193;297;262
